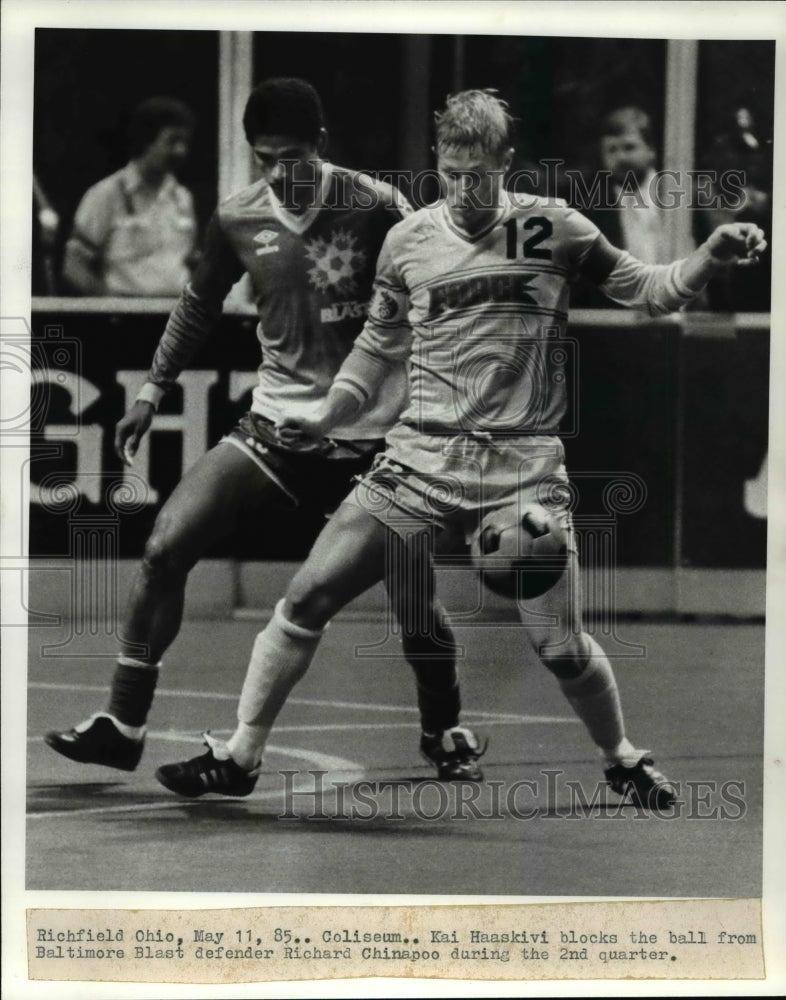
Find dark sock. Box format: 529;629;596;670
412;662;461;735
106;661;159;728
402;600;461;734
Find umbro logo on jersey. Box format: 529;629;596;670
254;229;280;255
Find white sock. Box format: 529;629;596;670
556;635;630;760
602;737;643;769
227;600;325;770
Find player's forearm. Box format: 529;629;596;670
315;384;365;433
288;337;405;439
332;342;399;412
598;222;766;316
139;284;220;407
600;255;699;317
275;381;366;445
628;241;733;314
676;241;728;294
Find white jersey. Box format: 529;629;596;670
335;193;696;436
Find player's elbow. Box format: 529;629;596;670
646;286;696;317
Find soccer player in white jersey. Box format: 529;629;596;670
45;79;486;784
155;90;766;806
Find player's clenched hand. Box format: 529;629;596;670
114;400;154;466
706;222;767;268
275;411;331;446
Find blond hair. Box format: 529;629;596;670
434;89;513;158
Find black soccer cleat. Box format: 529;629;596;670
421;726;487;781
604;754;678;810
44;713;145;772
155;733;259;798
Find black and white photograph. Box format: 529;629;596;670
2;0;785;996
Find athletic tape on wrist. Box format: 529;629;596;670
135;382;165;411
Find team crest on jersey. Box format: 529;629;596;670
304;229;366;295
254;229;279;255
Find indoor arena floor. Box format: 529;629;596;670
26;615;764;897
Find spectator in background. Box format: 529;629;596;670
63;97;197;297
592;106;672;264
572;105;696;307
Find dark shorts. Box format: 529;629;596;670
221;411;383;514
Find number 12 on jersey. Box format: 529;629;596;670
505;217;553;260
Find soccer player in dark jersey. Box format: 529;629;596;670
45;79;485;783
155;90;766;806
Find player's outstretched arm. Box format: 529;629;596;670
593;221;767;316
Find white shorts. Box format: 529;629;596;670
343;422;575;549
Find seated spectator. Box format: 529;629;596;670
63;98;197;296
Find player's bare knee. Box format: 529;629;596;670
141;525;190;584
284;577;336;631
535;632;588;679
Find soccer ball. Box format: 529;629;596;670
471;503;568;599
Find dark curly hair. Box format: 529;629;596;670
243;77;325;146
